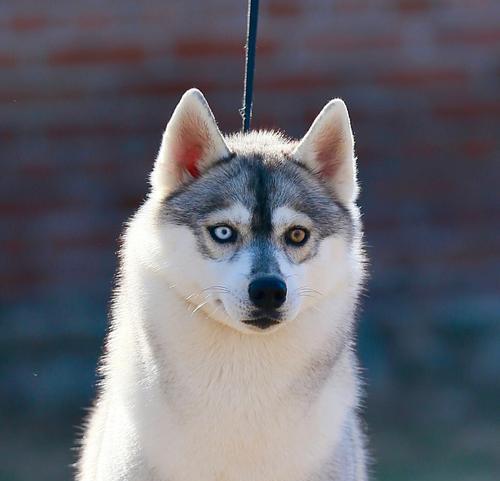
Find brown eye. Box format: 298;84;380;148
285;227;309;246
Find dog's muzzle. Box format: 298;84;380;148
243;275;286;329
248;275;287;310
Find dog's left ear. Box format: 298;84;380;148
151;88;231;195
292;99;358;203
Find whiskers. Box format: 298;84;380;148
202;285;230;295
295;287;324;300
293;286;325;316
191;300;209;314
186;285;230;316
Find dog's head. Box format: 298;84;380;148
138;89;362;334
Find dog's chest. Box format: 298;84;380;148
139;338;338;481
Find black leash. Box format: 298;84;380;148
241;0;260;133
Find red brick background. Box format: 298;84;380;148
1;2;499;480
1;0;499;302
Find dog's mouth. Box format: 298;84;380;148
242;317;280;330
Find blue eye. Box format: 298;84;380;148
209;225;237;243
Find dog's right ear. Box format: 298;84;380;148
151;88;231;196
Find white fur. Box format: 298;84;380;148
77;92;367;481
78;205;363;481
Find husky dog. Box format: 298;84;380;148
77;89;367;481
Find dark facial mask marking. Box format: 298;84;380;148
249;159;273;236
250;237;282;277
161;149;355;261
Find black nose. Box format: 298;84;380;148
248;276;287;310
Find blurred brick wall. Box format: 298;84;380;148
1;0;499;422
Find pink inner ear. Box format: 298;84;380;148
315;130;342;178
176;118;209;178
180;144;203;177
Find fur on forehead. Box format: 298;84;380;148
162;145;350;243
224;130;297;160
151;89;357;210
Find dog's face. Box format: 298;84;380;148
145;89;360;334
